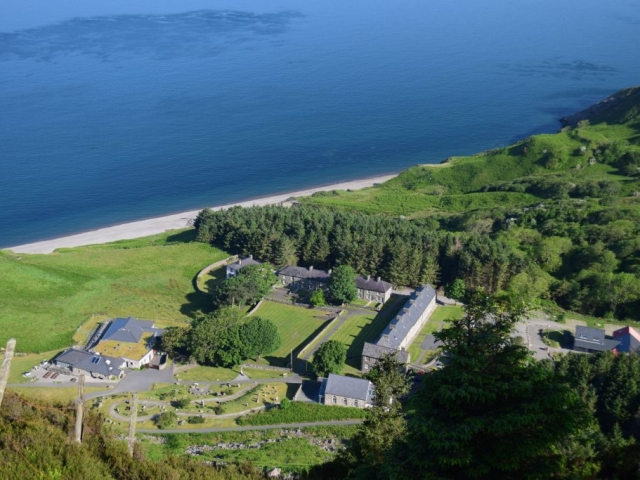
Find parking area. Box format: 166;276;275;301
22;364;117;385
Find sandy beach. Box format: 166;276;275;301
6;174;397;254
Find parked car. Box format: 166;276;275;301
22;372;32;377
540;346;549;351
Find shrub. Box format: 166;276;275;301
187;415;206;424
172;398;190;409
280;398;291;410
155;411;178;429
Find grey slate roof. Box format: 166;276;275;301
278;266;330;281
101;317;163;344
227;256;261;272
362;342;410;363
574;326;619;352
356;276;392;293
322;374;374;403
55;348;93;366
54;348;125;376
376;284;436;350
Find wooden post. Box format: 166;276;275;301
0;339;17;408
74;374;85;443
128;393;138;456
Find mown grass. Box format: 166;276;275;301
238;401;368;426
7;386;104;403
0;229;226;353
327;296;407;371
174;365;239;382
252;301;333;367
3;350;59;384
141;425;359;473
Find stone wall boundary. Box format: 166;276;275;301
194;255;238;294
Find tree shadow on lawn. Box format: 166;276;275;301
263;318;333;368
165;229;197;243
180;291;214;318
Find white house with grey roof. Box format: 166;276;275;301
356;275;392;304
226;255;261;279
360;284;437;371
92;317;164;369
319;373;374;408
53;348;126;379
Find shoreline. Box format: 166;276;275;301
5;174;398;255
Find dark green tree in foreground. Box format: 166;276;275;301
343;353;410;478
239;316;281;361
313;340;347;377
328;265;357;305
395;290;594;479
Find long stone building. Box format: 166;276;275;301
361;284;437;372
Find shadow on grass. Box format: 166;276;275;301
180;291;214;318
263;318;333;369
165;229;197;244
343;295;408;367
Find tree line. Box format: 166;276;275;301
194;204;640;319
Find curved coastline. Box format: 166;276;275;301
5;174;397;255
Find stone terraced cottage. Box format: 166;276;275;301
361;284;437;372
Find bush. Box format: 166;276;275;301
155;411;178;429
187;415;206;424
213;405;226;415
280;397;291;410
172;398;190;409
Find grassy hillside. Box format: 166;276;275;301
0;230;224;353
304;111;640;218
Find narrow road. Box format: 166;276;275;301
137;419;364;434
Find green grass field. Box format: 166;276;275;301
252;301;334;367
327;296;407;370
0;230;226;353
174;365;239;382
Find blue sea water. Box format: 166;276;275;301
0;0;639;247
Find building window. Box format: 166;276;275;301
332;396;337;404
343;397;348;406
354;400;358;407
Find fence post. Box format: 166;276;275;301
74;374;85;443
0;339;17;408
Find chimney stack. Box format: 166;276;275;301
367;275;371;281
328;269;332;275
309;266;314;271
377;277;381;283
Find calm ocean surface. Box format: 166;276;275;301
1;0;639;247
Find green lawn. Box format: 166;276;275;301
175;365;239;382
252;301;333;367
0;229;226;353
198;266;227;294
406;306;463;363
327;295;407;371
